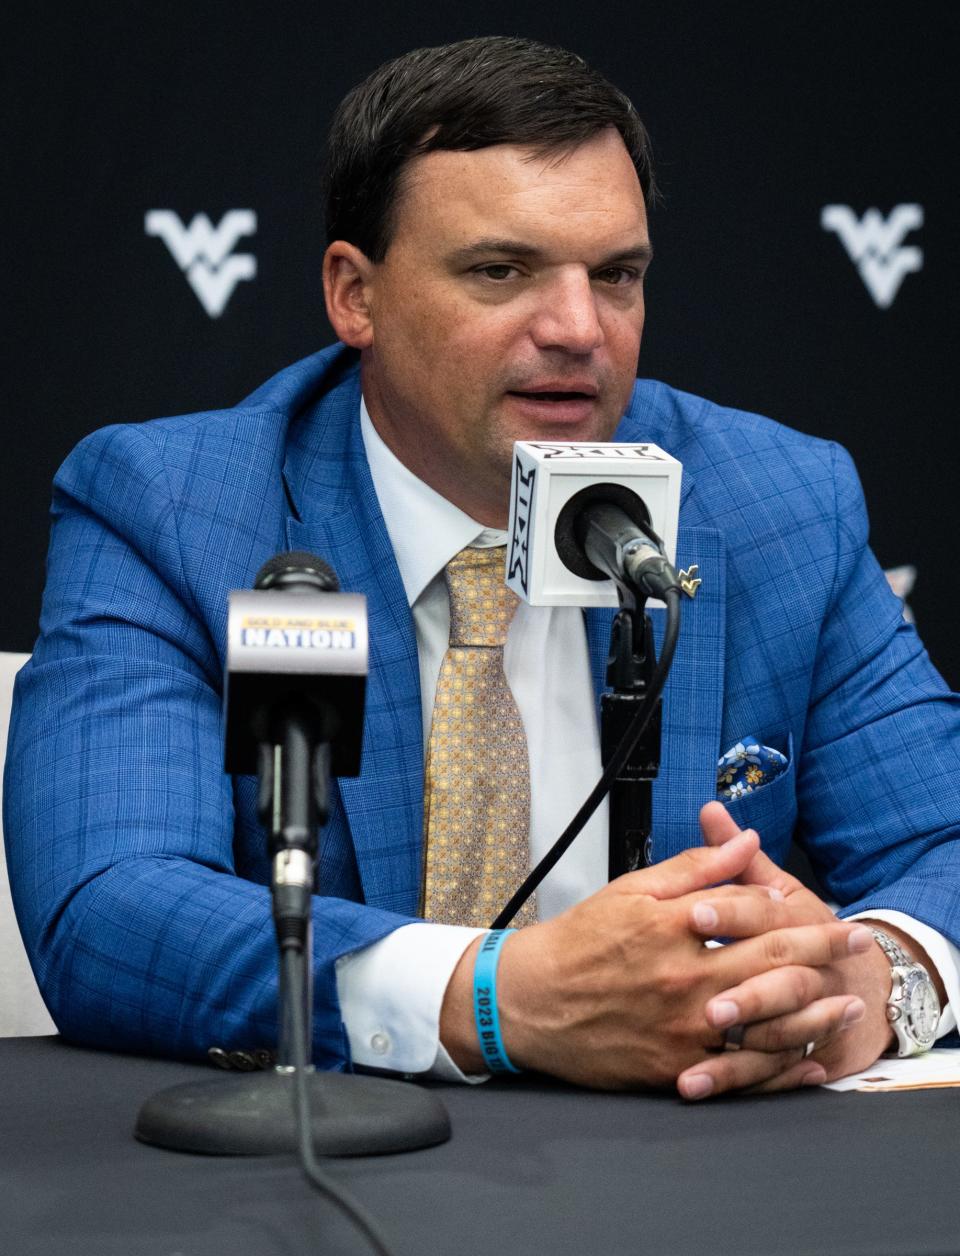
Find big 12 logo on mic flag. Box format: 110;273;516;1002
506;441;682;608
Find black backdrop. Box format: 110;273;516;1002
6;2;959;685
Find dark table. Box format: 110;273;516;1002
3;1036;960;1256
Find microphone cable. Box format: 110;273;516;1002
491;586;682;929
284;945;395;1256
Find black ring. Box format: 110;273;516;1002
722;1023;746;1052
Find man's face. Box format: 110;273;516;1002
356;127;651;525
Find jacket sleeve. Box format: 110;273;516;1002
2;422;412;1068
796;442;960;946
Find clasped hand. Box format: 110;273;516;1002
482;808;892;1097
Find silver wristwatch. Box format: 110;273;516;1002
868;927;940;1057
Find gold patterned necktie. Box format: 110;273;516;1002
421;545;537;927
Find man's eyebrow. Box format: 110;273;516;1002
447;238;544;264
447;238;654;267
600;243;655;268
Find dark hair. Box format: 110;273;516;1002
325;36;656;261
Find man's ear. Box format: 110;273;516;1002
323;241;376;349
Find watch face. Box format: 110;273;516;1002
904;971;940;1046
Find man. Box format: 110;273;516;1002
5;37;958;1101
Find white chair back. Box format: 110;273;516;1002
0;652;56;1036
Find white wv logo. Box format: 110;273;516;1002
821;204;923;309
145;210;257;317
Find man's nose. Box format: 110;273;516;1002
529;271;605;355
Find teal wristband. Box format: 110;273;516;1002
473;929;521;1075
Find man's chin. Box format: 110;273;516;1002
497;419;622;459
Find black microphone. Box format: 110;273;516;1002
137;556;450;1164
224;551;367;779
570;498;683;601
224;550;369;955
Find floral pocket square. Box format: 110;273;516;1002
717;736;788;800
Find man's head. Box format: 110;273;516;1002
325;36;655;263
323;37;655;525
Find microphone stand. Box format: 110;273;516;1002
135;701;450;1157
603;580;662;878
262;702;326;1072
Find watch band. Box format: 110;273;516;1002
868;926;912;969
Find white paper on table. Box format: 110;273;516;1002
823;1047;960;1092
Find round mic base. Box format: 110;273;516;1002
134;1068;451;1156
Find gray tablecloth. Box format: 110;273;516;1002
3;1036;960;1256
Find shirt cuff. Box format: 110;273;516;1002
847;909;958;1037
335;921;490;1080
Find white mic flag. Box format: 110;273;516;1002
505;441;683;607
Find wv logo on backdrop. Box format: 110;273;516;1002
145;210;257;317
820;204;923;309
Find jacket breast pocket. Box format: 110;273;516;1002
721;733;797;860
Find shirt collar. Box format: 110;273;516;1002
360;397;506;606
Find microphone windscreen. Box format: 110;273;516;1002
554;484;652;581
255;551;339;592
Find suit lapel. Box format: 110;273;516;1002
585;478;727;860
283;367;424;913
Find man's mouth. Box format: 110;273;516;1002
503;388;601;427
509;390;593;401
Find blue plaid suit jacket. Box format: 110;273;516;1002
5;343;960;1066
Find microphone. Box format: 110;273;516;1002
255;550;340;595
136;556;450;1163
224;551;367;778
572;500;682;601
225;549;368;955
504;440;683;606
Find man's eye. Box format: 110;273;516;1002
474;264;519;281
595;266;639;286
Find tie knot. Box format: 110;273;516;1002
444;546;519;647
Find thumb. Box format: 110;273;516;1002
626;828;760;900
699;800;745;847
699;800;803;895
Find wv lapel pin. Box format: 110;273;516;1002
679;566;702;598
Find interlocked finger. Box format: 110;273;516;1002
742;1055;828;1095
705;964;828;1032
693;883;785;899
687;890;821;940
729;995;864;1056
710;921;873;988
678;1046;826;1100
